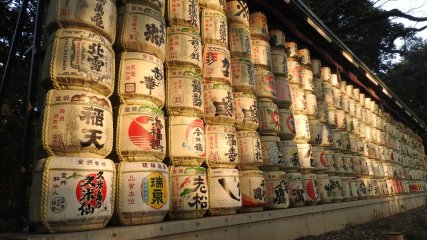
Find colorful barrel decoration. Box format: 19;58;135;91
320;67;331;83
287;172;306;207
258;101;280;135
345;84;354;98
264;171;289;209
280;140;300;170
46;0;117;43
231;57;255;92
317;174;333;203
311;59;321;78
229;22;252;58
298;49;311;66
324;150;336;173
115;161;169;225
203;82;235;124
43;28;115;97
356;178;367;199
330;175;343;202
226;0;249;27
297;143;314;170
312;146;328;171
168;116;206;166
251;39;272;70
261;136;283;170
289;84;306;114
313;78;324;100
327;106;338;128
278;108;295;140
294;114;310;143
302;173;320;205
237;131;263;170
321;123;333;147
201;8;228;46
301;68;314;92
275;76;292;109
239;170;266;212
117;4;166;61
42;89;113;157
268;30;286;48
208;168;241;215
202;43;232;84
305;92;318;118
332;87;342;109
249;12;268;40
234;92;259;130
255;68;276;101
166;0;200;32
349;178;359;199
308;119;322;145
206;125;239;168
336;109;346;130
169;166;209;219
123;0;166;14
271;47;287;76
341;177;352;201
117;104;166;162
287;58;301;84
29;157;115;233
323;83;334;107
199;0;226;12
166;66;204;118
284;42;298;60
166;26;203;72
118;52;165;107
330;74;339;87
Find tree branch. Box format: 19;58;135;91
342;39;406;54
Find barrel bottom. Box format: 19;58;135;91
118;212;167;225
33;218;109;233
168;210;207;220
238;206;264;213
209;208;238;216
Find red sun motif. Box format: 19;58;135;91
286;115;295;133
75;173;107;213
128;116;152;149
305;180;316;200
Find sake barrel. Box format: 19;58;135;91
334;152;345;174
298;49;311;66
115;161;169;225
305;91;319;118
312;146;328;171
284;42;298;60
343;154;353;174
287;172;306;207
271;47;287;76
117;104;166;162
279;140;300;170
166;66;203;117
360;157;369;176
226;0;249;27
201;8;228;46
301;68;314;92
169;166;209;219
249;12;268;40
118;52;164;107
287;58;301;84
366;159;375;177
345;84;354;98
258;101;280;135
359;93;365;107
332;87;342;109
251;39;273;70
336;109;346;130
298;143;313;170
320;67;331;83
353;88;360;103
264;171;289;209
43;28;115;97
323;82;334;107
318;101;328;124
352;155;362;175
208;168;241;215
308;119;322;145
329;175;343;202
311;59;321;78
313;78;324;100
205;125;238;168
117;4;166;61
203;43;232;84
349;178;359;199
167;0;200;31
239;170;266;212
327;106;338;128
29;157;115;233
237;131;263;170
42;89;113;157
324;150;336;173
46;0;117;43
302;173;320;205
321;123;333;147
168;116;206;166
275;76;292;108
261;136;283;170
330;74;339;87
229;22;251;58
294;114;311;143
199;0;226;12
356;178;368;199
317;174;333;203
278;108;296;140
268;30;286;48
234;92;259;130
341;177;352;201
289;84;306;114
342;94;350;113
330;129;342;150
203;82;235;124
231;57;255;92
166;26;203;72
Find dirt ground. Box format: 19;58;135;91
297;205;427;240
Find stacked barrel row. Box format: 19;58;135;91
29;0;118;233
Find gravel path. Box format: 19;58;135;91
297;205;427;240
